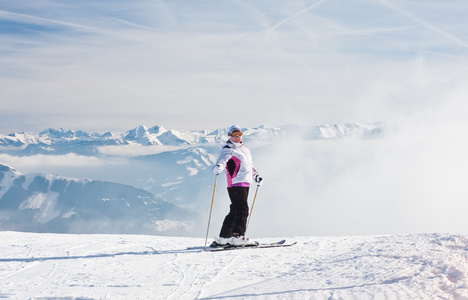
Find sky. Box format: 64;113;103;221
1;0;468;133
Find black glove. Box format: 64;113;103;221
255;175;263;186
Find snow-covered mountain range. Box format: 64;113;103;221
0;123;382;155
0;164;195;235
0;123;382;236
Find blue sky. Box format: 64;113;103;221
1;0;468;133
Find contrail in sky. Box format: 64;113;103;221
0;10;98;32
378;0;468;50
266;0;327;51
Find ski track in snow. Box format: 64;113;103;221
0;232;467;299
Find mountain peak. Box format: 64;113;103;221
125;125;161;145
148;125;167;135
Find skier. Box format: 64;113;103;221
211;125;263;246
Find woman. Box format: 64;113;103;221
212;125;263;246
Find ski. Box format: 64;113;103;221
205;240;296;252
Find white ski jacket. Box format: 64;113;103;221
215;140;258;187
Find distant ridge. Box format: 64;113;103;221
0;164;196;235
0;123;383;156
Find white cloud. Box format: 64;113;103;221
97;144;182;157
246;61;468;237
0;153;115;170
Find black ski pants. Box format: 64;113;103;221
219;186;249;238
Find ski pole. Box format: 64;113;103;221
245;184;259;235
204;174;218;250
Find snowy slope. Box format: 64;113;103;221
0;231;466;299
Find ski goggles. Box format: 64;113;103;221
230;132;243;137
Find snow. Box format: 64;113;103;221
62;207;76;219
0;232;467;299
0;168;20;199
18;192;61;224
